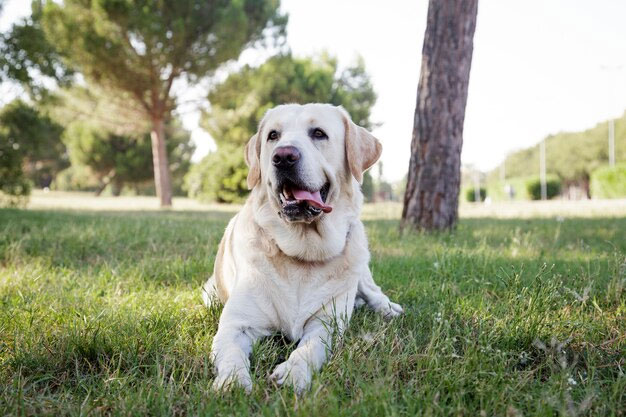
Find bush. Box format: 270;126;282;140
0;100;65;202
466;187;486;202
53;165;101;192
526;176;561;200
590;163;626;198
0;130;31;203
184;145;248;203
361;171;374;202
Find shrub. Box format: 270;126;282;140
184;145;248;203
53;165;101;192
0;130;31;204
590;163;626;198
361;171;374;202
526;176;561;200
466;187;486;202
0;100;65;203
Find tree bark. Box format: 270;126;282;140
150;116;173;207
402;0;478;231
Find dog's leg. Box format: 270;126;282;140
354;293;366;308
202;276;218;307
270;292;355;394
211;303;264;393
357;267;403;319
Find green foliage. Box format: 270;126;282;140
41;0;286;111
490;113;626;189
185;144;248;203
0;206;624;415
62;123;151;194
0;1;73;98
361;171;374;202
590;163;626;198
62;121;194;196
53;165;101;192
192;54;377;203
465;187;486;202
0;131;30;205
0;100;65;161
40;0;285;202
46;83;192;196
525;176;561;200
49;84;151;136
0;100;65;203
205;54;375;148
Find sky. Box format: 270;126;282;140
2;0;625;182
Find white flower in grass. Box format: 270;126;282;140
361;332;375;343
433;262;440;269
519;351;530;365
567;376;577;386
434;312;442;323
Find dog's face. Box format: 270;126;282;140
245;104;382;223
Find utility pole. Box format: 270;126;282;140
540;139;547;201
608;119;615;167
601;64;622;167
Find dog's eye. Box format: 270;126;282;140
310;128;328;140
267;130;279;141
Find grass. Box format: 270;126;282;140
0;199;624;416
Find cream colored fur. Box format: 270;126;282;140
203;103;402;394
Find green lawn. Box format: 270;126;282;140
0;208;624;416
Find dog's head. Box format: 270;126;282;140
245;103;382;223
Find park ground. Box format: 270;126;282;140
0;192;624;416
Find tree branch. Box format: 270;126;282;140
161;68;179;110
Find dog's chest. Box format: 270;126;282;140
267;255;354;340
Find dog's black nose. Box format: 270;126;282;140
272;146;300;169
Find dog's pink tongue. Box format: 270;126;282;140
292;189;332;213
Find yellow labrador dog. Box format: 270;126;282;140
203;103;402;393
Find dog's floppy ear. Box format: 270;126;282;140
341;108;382;183
244;131;261;189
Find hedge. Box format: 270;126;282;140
590;163;626;198
526;176;561;200
466;187;487;202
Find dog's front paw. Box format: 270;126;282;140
371;298;404;319
212;368;253;393
269;357;312;394
381;301;403;319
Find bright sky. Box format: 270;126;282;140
2;0;626;182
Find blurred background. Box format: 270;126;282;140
1;0;625;212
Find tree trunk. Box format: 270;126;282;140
402;0;478;231
150;117;173;207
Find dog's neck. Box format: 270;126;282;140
250;182;361;262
